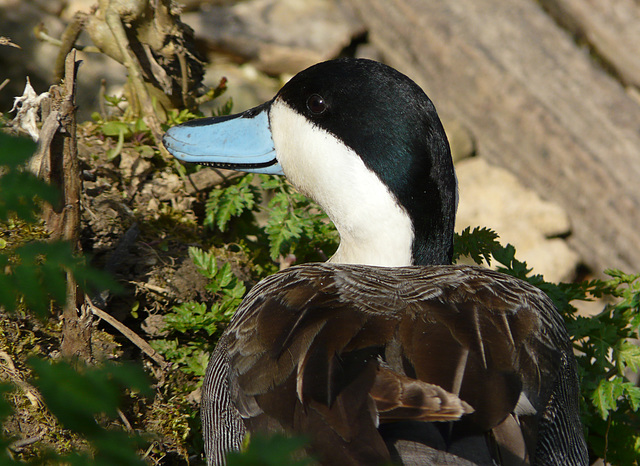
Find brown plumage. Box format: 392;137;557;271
205;263;580;465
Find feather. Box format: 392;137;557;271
212;263;577;464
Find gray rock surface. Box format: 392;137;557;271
455;157;580;282
182;0;364;75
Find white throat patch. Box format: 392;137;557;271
269;99;414;267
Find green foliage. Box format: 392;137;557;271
0;240;114;317
30;359;151;434
214;97;234;117
0;131;150;464
0;384;21;465
453;226;500;265
28;358;151;465
29;359;151;466
226;433;313;466
261;176;338;263
204;174;338;268
95;117;149;140
0;132;58;222
151;247;246;377
453;226;640;463
0;133;116;315
165;107;201;127
205;174;259;232
90;112;151;160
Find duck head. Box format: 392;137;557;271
163;58;457;266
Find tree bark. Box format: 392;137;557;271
39;50;92;361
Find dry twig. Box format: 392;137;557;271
85;295;168;369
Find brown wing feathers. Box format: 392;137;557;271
224;263;565;463
371;363;474;422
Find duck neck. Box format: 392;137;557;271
410;220;455;266
328;213;454;267
328;205;415;267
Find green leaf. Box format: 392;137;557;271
215;98;234;117
166;107;202;126
0;142;60;221
204;174;258;231
227;433;313;466
189;246;217;279
622;382;640;412
0;132;37;168
164;301;217;335
150;338;210;376
106;126;126;160
29;358;151;436
0;240;118;317
616;340;640;373
592;378;624;419
264;192;302;261
100;120;133;138
217;262;234;288
453;226;500;265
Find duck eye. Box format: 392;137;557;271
306;94;327;115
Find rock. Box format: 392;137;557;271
345;0;640;275
0;0;64;110
442;117;475;163
538;0;640;89
198;61;281;115
0;0;127;121
184;167;234;194
183;0;365;75
150;171;184;201
455;157;580;282
118;149;153;187
141;314;169;337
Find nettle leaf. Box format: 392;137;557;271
0;170;60;222
0;131;37;168
0;132;60;223
1;241;116;317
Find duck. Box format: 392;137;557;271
163;58;588;465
